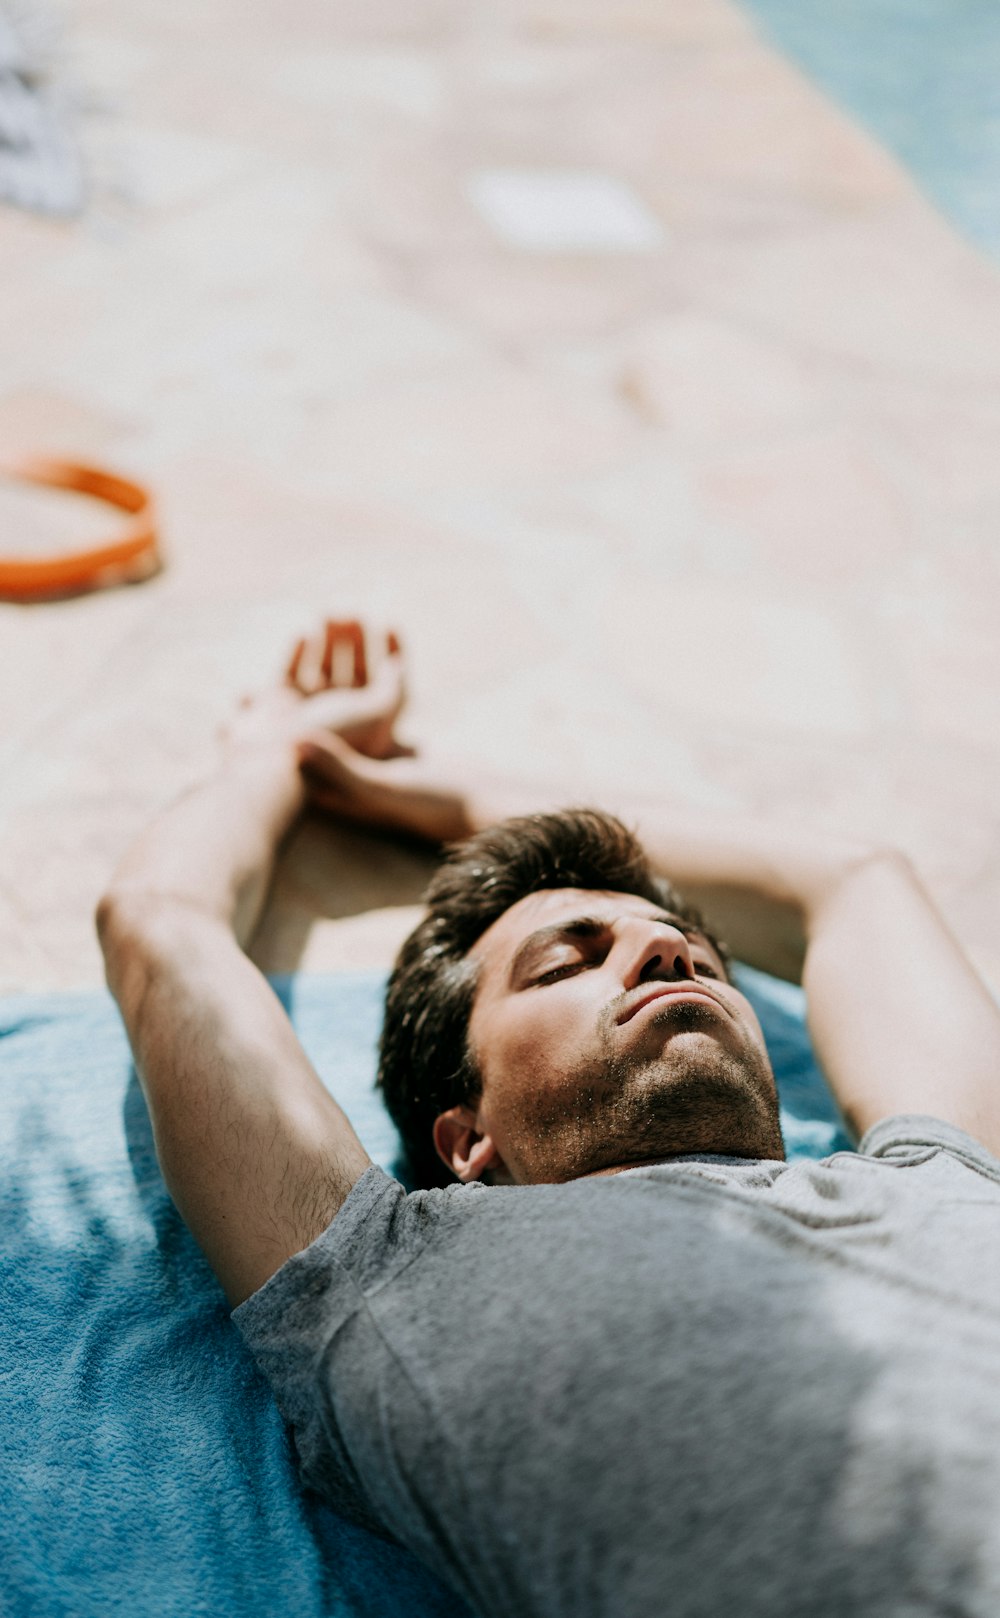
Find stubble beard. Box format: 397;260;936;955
514;1000;785;1183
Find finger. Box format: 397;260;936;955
285;638;306;689
298;748;395;830
296;730;356;781
296;733;337;770
349;621;367;688
370;639;406;718
297;736;374;818
298;728;395;784
301;779;349;815
318;618;334;682
320;620;366;688
296;735;352;805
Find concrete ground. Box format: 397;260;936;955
1;0;999;994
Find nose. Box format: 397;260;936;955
616;917;695;991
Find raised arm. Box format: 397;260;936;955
297;737;1000;1156
97;624;405;1307
622;807;1000;1155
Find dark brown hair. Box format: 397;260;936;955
377;808;727;1188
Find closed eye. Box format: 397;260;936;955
534;960;587;986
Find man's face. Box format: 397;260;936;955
450;887;783;1185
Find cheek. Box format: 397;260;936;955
477;990;592;1100
729;991;771;1061
738;993;765;1041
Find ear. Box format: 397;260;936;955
433;1105;507;1184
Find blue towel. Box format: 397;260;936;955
0;967;849;1617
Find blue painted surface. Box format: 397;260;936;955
739;0;1000;259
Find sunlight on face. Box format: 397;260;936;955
463;888;783;1184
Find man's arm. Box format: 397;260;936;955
297;736;1000;1156
96;624;405;1308
624;807;1000;1154
97;744;370;1308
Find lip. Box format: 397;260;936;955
617;983;730;1026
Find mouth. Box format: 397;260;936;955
616;984;730;1027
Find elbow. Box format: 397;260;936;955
805;842;918;947
95;886;127;977
816;840;913;906
95;886;146;1007
839;841;911;884
94;887;121;957
846;843;916;894
95;885;173;1010
96;881;188;951
95;883;146;965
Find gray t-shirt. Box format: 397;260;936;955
234;1116;1000;1617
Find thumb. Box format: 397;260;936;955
296;730;367;781
297;731;414;831
296;729;398;805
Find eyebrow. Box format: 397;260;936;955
507;910;709;988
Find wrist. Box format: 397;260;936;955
220;736;306;806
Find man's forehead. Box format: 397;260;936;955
470;887;675;964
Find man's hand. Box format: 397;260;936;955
296;735;476;844
223;620;409;763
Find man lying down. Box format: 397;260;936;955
97;621;1000;1618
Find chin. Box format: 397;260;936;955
570;1039;785;1175
635;1069;779;1157
503;1027;784;1183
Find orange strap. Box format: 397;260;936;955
0;457;161;601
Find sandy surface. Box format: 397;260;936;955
1;0;998;993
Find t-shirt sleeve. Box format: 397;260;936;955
231;1163;442;1536
859;1112;1000;1184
